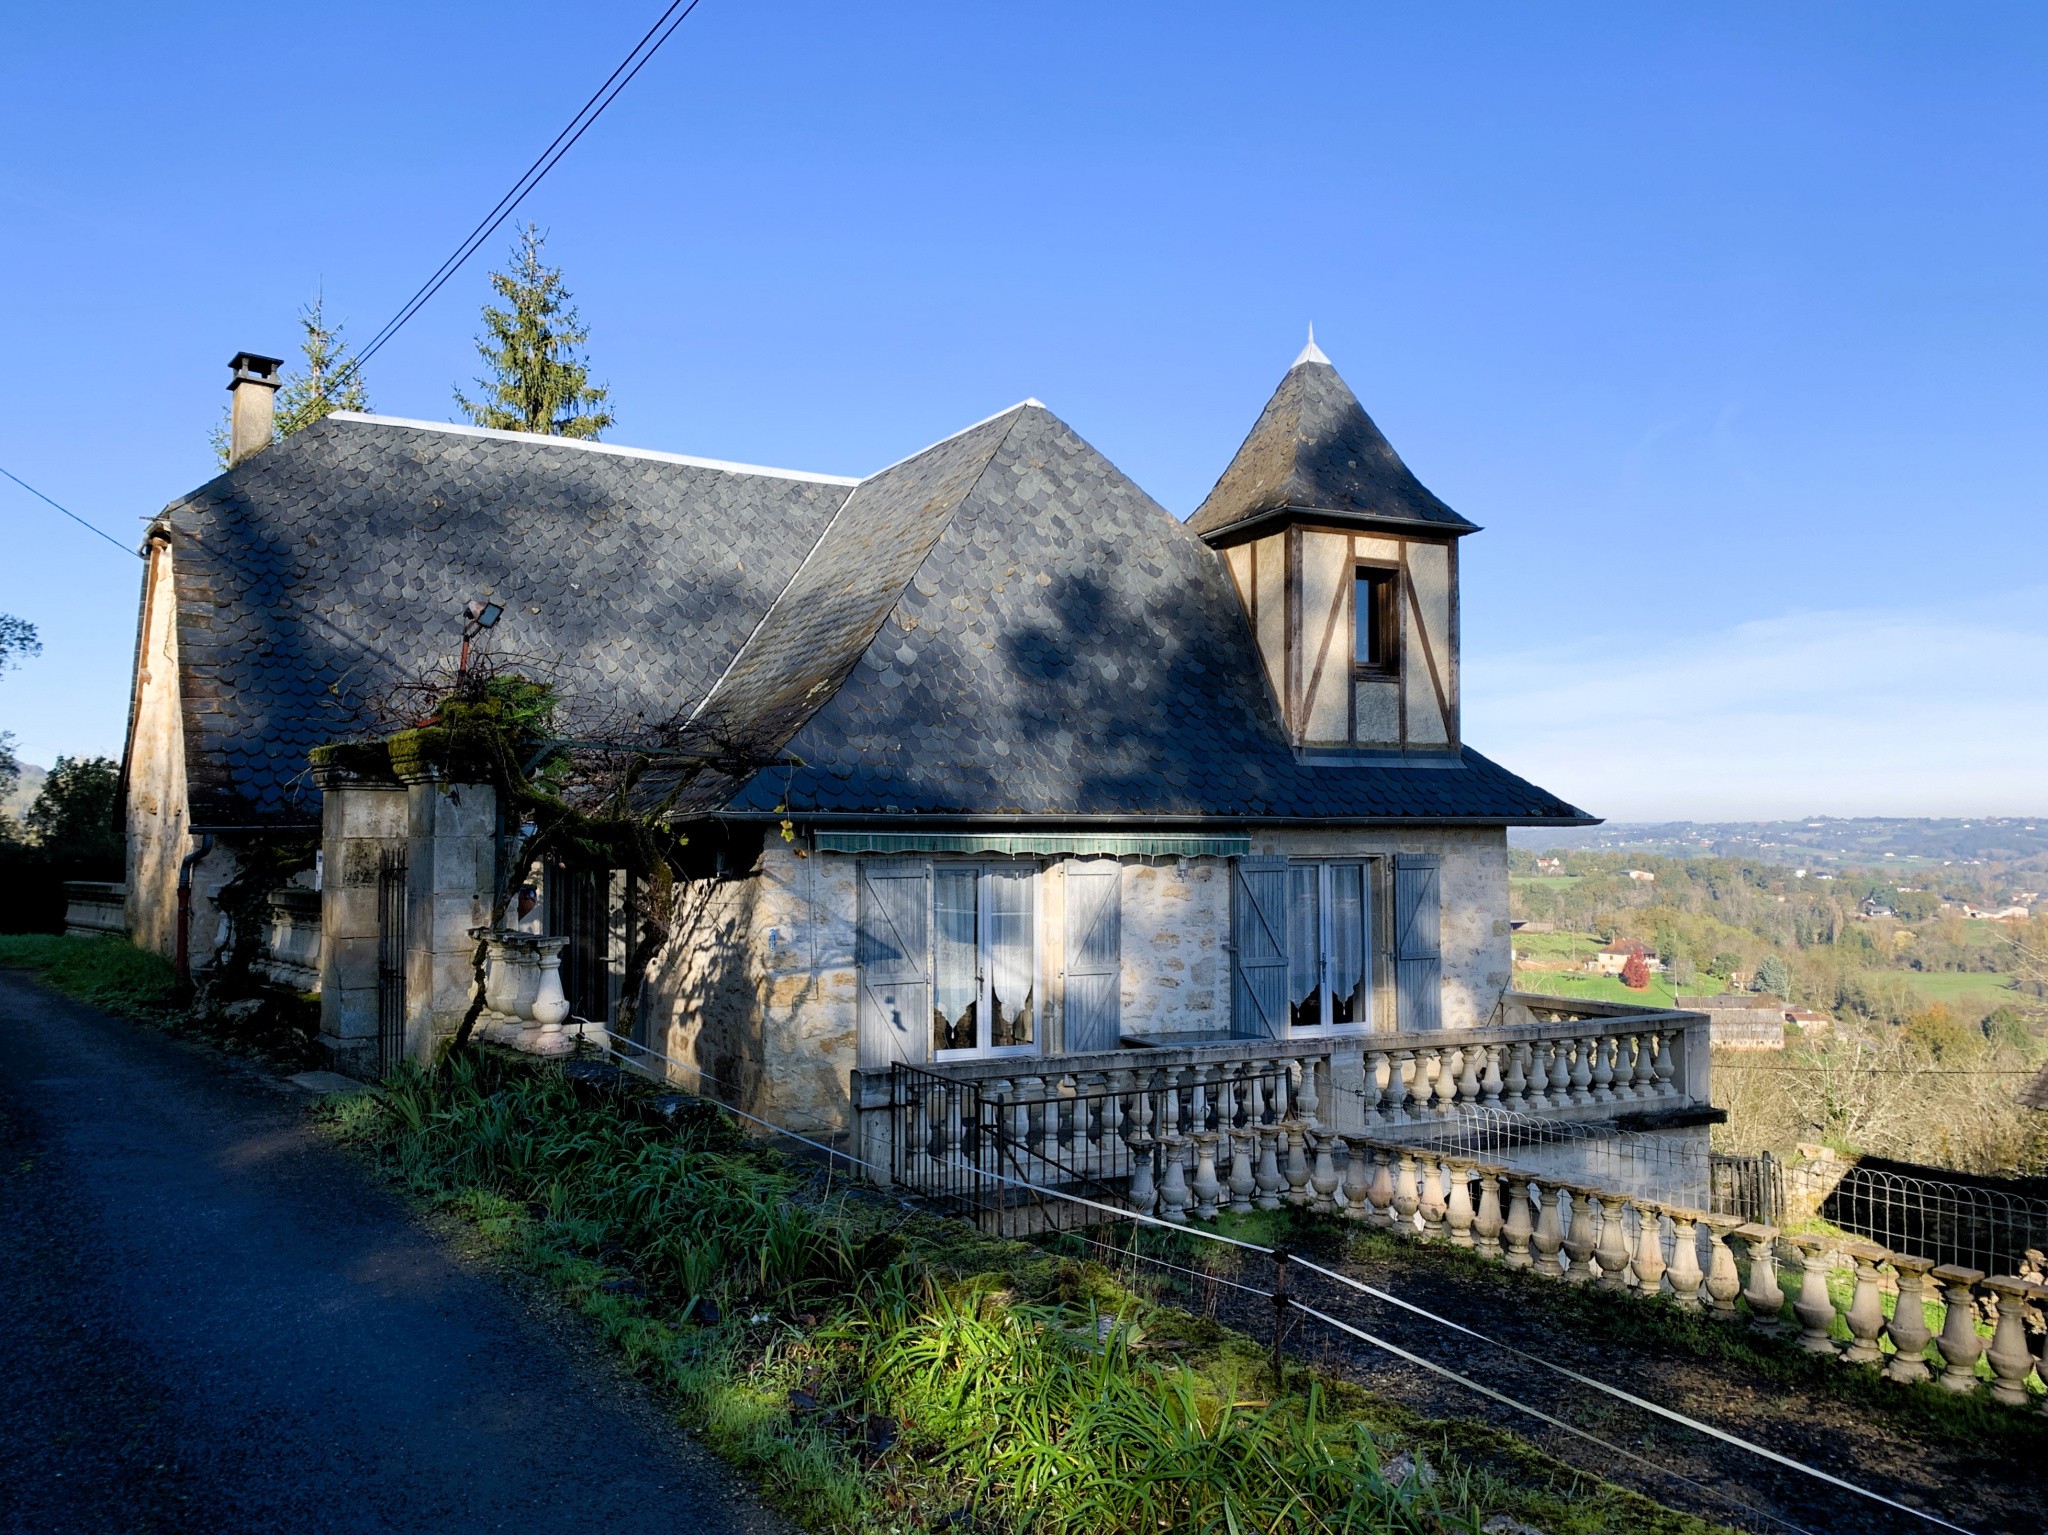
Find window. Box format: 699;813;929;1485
932;866;1038;1056
1354;567;1398;677
1285;861;1376;1031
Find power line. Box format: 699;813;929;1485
0;465;141;559
340;0;707;382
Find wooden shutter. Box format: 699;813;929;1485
857;860;931;1070
1230;856;1289;1038
1063;860;1122;1053
1393;852;1442;1032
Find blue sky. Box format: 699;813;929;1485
2;2;2042;819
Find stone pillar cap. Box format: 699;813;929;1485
1931;1263;1986;1285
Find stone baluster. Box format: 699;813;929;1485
1982;1277;2037;1407
1789;1237;1840;1353
1190;1063;1213;1139
1473;1167;1505;1259
907;1082;934;1180
1387;1050;1415;1124
1630;1031;1658;1097
1055;1076;1079;1156
1457;1048;1483;1112
1310;1128;1341;1214
1105;1068;1132;1165
1017;1076;1045;1163
1882;1255;1936;1384
1607;1035;1636;1103
1253;1083;1286;1213
1417;1157;1449;1243
1568;1035;1596;1107
1702;1216;1743;1321
1842;1242;1888;1366
1502;1041;1530;1112
1360;1051;1386;1125
1527;1040;1555;1110
1562;1188;1599;1284
1445;1160;1476;1248
1501;1175;1534;1269
1226;1078;1258;1216
1653;1028;1679;1098
1280;1061;1311;1207
1190;1124;1221;1222
1633;1203;1668;1298
1157;1127;1191;1224
1368;1145;1397;1227
1665;1210;1705;1312
1531;1184;1566;1279
942;1082;969;1165
1411;1048;1439;1118
1932;1265;1986;1393
1480;1044;1504;1110
1735;1225;1786;1331
1590;1034;1617;1105
1340;1137;1373;1221
1392;1152;1422;1235
1296;1056;1322;1129
1594;1194;1632;1290
1549;1036;1577;1108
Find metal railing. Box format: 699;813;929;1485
1822;1164;2048;1275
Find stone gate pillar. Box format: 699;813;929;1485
397;768;499;1061
313;763;408;1078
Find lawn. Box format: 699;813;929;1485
1514;969;1695;1010
1899;970;2021;1013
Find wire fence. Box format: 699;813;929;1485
1821;1163;2048;1275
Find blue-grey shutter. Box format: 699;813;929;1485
858;860;930;1070
1393;853;1442;1032
1063;860;1121;1053
1230;856;1289;1038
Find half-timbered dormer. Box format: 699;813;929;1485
1189;337;1478;754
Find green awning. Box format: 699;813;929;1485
812;831;1252;858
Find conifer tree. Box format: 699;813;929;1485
454;224;613;439
212;296;369;465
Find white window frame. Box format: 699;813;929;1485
931;861;1044;1062
1284;858;1379;1037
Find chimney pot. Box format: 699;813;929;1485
226;351;284;467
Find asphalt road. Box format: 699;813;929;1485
0;970;788;1535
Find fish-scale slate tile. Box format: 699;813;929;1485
162;415;854;827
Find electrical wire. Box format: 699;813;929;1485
339;0;707;382
0;465;142;558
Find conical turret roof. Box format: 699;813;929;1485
1188;340;1478;541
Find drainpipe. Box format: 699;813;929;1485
176;834;215;985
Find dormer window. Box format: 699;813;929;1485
1353;566;1398;678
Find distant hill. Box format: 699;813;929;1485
1509;816;2048;870
4;761;45;824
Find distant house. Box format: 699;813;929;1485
1784;1007;1831;1035
1588;942;1661;976
1534;857;1563;874
1962;904;2033;922
1623;869;1655;883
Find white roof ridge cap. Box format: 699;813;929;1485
322;412;862;485
1292;325;1332;368
856;399;1044;482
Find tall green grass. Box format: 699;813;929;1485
326;1055;1726;1535
0;933;177;1016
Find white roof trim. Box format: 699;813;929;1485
324;412;862;486
1293;325;1331;368
859;399;1044;481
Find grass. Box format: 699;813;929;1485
0;932;178;1018
1510;876;1582;890
1513;970;1697;1010
1897;970;2020;1012
324;1053;1737;1535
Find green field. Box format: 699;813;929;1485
1509;875;1582;890
1899;970;2021;1012
1510;928;1603;960
1514;970;1694;1010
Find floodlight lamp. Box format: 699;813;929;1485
465;599;504;630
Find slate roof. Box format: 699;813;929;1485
152;375;1591;831
157;414;853;828
1187;339;1479;543
675;404;1587;823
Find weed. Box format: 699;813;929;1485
320;1053;1738;1535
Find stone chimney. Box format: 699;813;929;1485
226;351;284;467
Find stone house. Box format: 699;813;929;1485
122;340;1713;1184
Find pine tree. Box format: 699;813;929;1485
212;296;370;465
454;224;613;439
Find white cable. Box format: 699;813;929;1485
588;1033;1979;1534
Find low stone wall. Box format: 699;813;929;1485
63;881;128;939
260;887;322;992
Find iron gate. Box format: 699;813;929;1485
376;848;407;1074
1709;1151;1784;1224
546;862;612;1027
